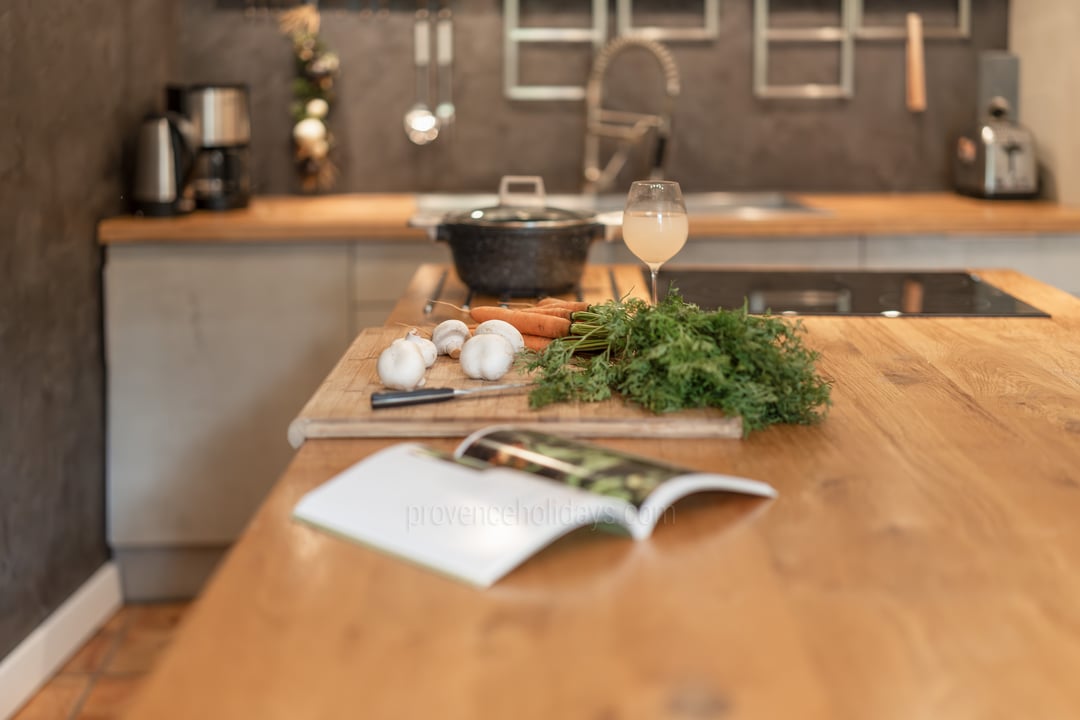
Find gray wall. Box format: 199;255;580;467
183;0;1008;195
0;2;176;659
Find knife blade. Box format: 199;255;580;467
370;383;531;409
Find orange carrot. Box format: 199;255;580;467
469;305;572;338
521;306;576;320
521;334;554;351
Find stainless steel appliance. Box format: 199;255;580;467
954;98;1039;199
652;269;1049;317
132;113;195;217
168;84;252;210
955;52;1038;199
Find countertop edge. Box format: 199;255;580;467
97;193;1080;245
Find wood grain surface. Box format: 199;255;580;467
98;193;1080;244
125;267;1080;720
98;194;423;243
288;326;742;445
905;13;927;113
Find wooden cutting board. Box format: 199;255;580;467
288;327;743;446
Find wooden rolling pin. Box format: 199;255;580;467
906;12;927;113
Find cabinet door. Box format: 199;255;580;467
591;236;861;268
863;235;1080;297
106;243;351;546
350;241;451;332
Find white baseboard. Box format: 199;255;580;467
0;562;122;720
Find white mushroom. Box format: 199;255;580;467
474;319;525;353
432;319;471;359
376;338;427;390
459;334;516;381
405;328;438;368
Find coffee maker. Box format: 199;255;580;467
168;84;252;210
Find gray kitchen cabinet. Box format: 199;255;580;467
349;240;451;331
864;234;1080;297
589;235;863;268
105;242;352;599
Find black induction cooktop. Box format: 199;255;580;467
651;269;1050;317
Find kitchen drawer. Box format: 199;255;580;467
591;236;862;268
350;241;451;303
106;243;352;549
352;301;397;334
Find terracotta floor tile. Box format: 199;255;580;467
73;675;144;720
13;604;189;720
11;674;90;720
59;609;130;674
103;603;189;675
99;607;133;634
126;602;189;633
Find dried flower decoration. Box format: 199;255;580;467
279;4;339;192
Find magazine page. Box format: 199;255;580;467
292;442;633;588
457;427;694;508
456;427;777;538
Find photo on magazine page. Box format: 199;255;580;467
457;427;692;509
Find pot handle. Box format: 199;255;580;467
498;176;546;208
406;211;444;243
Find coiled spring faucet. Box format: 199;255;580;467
583;36;681;194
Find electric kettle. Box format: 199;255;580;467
132;113;196;216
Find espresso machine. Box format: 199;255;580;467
167;84;252;210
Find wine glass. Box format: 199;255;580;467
622;180;689;305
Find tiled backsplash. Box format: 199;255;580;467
179;0;1008;194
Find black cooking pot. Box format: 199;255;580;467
434;177;606;296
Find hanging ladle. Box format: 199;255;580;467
404;6;439;145
434;1;456;130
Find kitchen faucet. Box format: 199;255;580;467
583;36;681;195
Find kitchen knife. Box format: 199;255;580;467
370;383;530;409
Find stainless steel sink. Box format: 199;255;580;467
415;191;824;219
686;192;820;216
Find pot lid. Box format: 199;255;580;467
444;203;598;229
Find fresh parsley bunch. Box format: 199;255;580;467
524;293;832;435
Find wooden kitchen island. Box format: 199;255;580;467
125;266;1080;719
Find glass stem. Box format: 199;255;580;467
648;263;661;305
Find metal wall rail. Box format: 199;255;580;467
753;0;856;100
503;0;608;101
615;0;720;42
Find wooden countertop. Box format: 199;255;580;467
125;267;1080;719
99;193;423;243
98;192;1080;244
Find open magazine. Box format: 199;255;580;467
292;427;776;587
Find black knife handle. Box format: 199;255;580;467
370;387;456;409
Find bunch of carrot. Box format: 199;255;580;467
469;298;590;351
